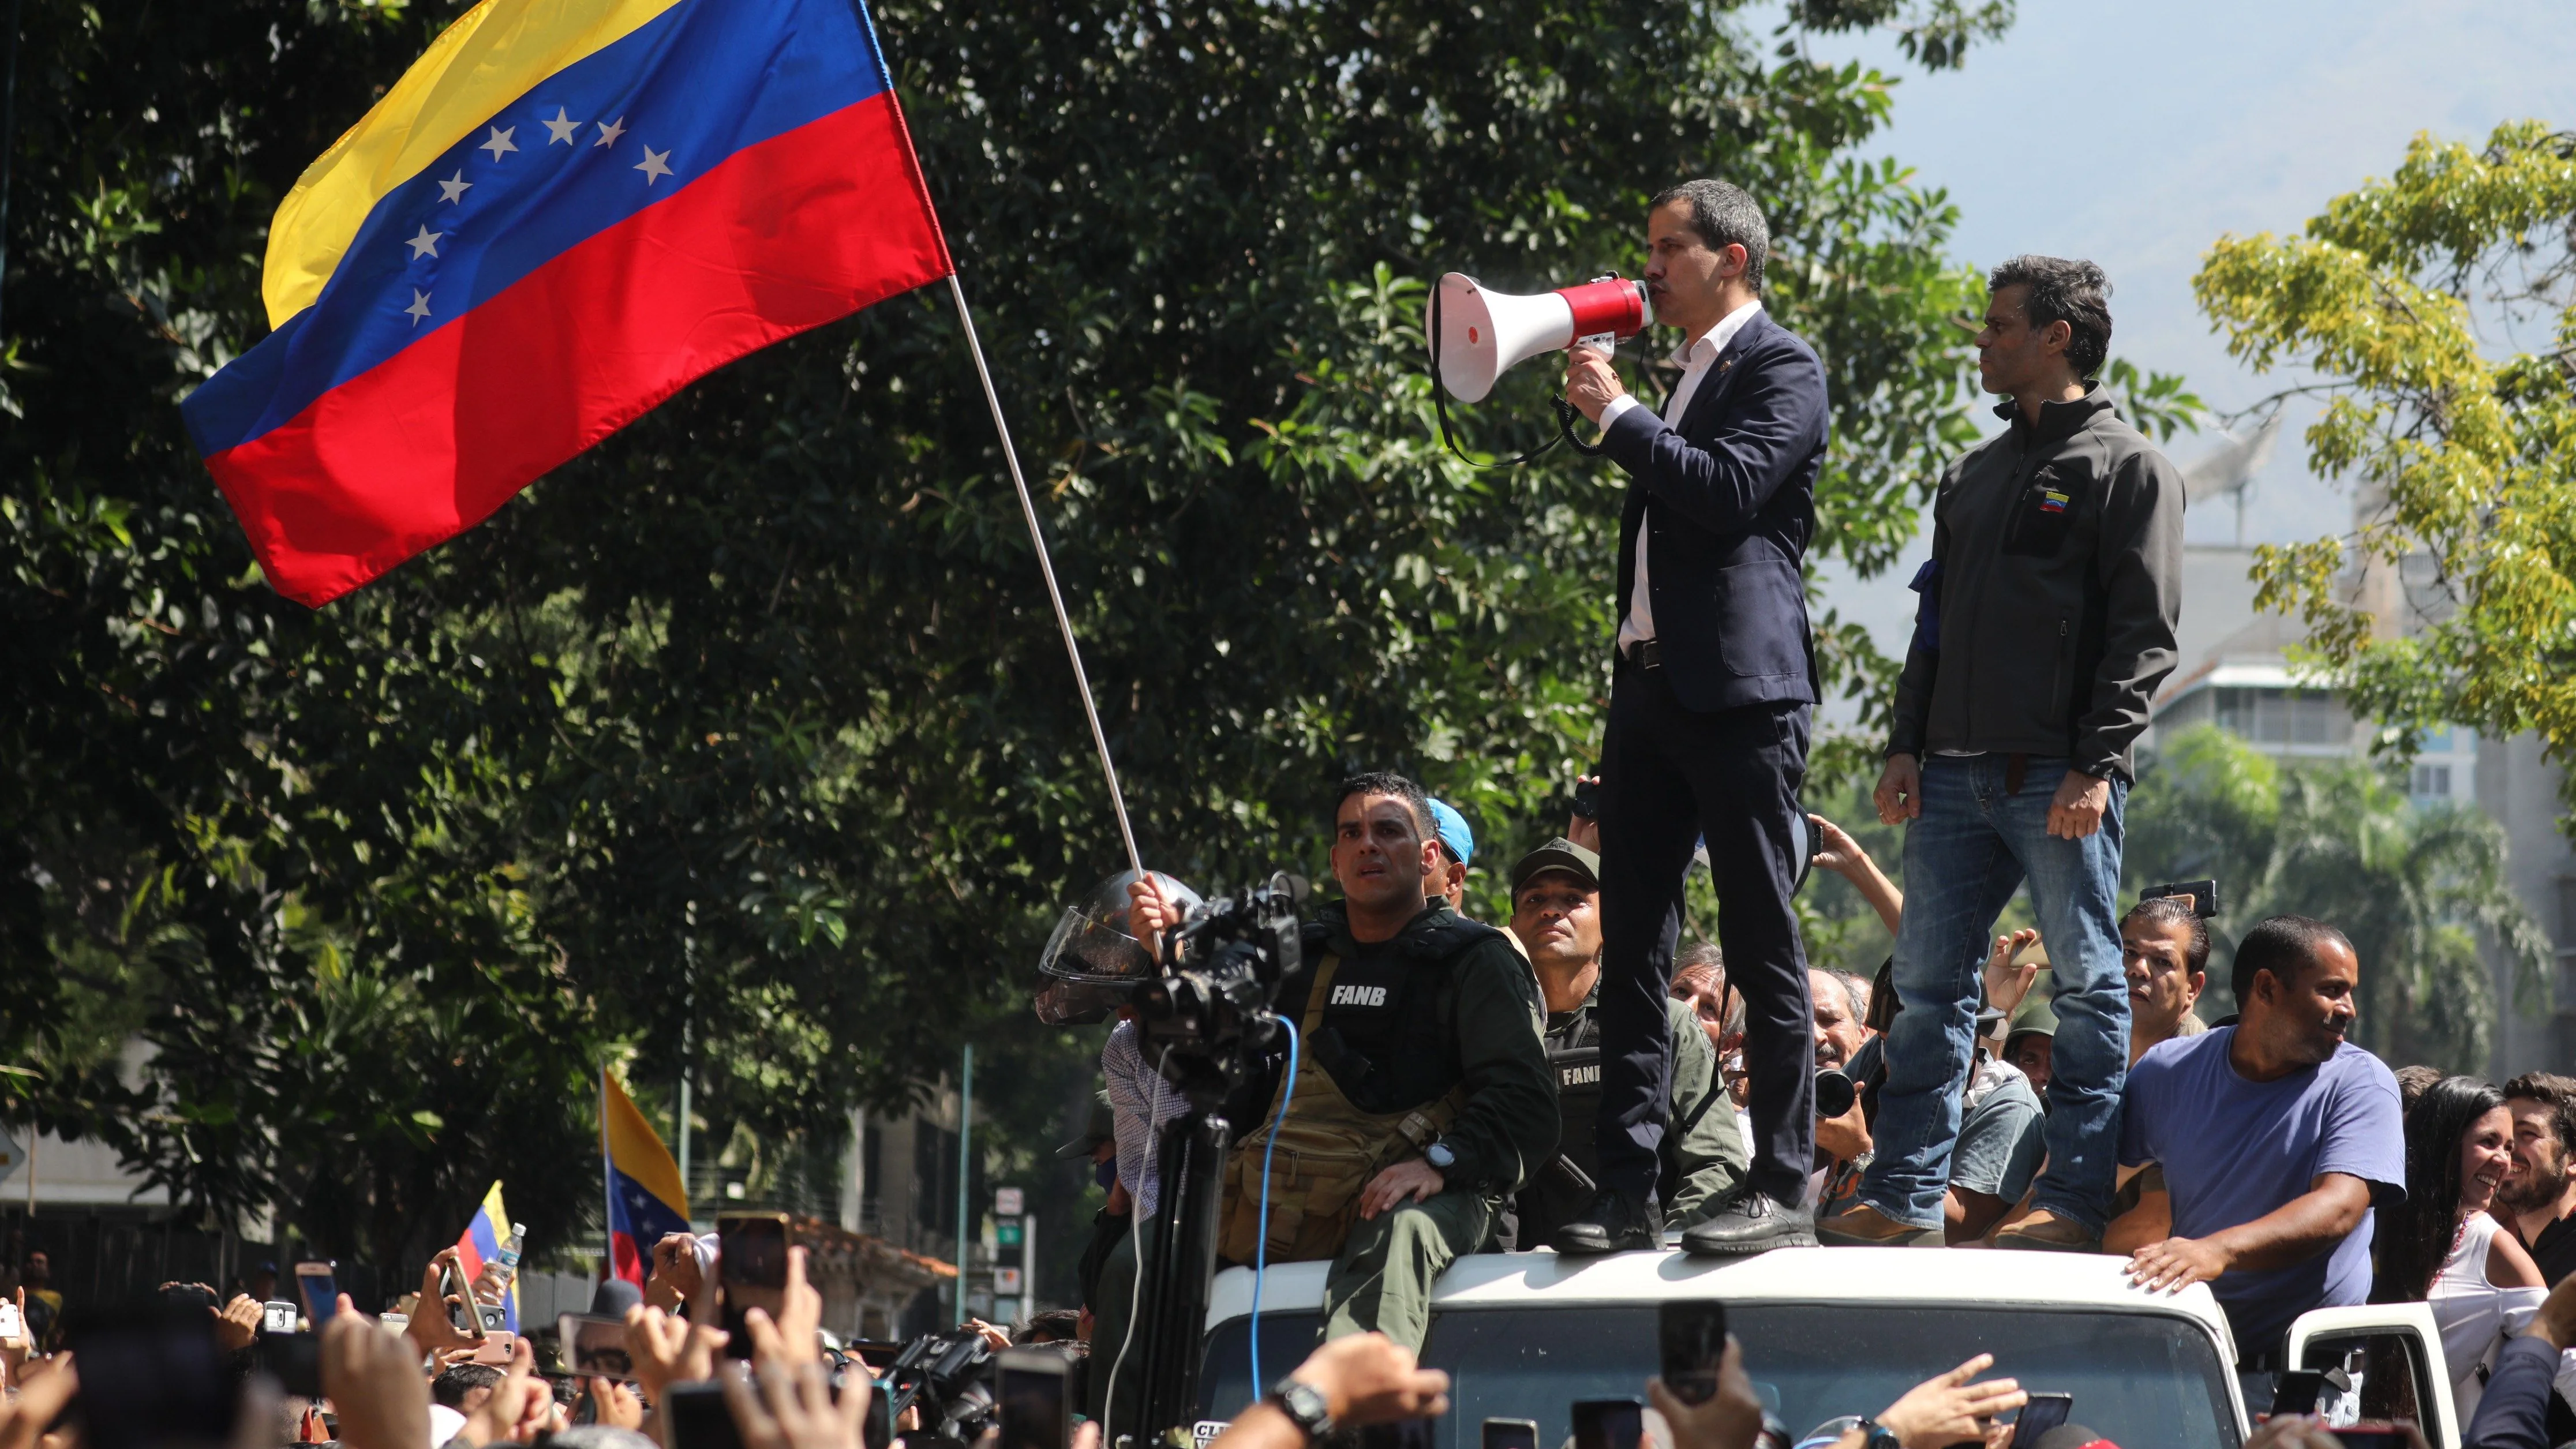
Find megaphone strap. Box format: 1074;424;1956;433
1428;280;1610;467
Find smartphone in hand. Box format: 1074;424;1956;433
1572;1399;1644;1449
1657;1300;1728;1406
1482;1420;1540;1449
717;1211;791;1360
293;1262;339;1329
997;1348;1072;1449
2013;1394;2073;1444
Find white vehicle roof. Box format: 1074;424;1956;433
1207;1246;2238;1364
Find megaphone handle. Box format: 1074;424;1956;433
1552;396;1609;458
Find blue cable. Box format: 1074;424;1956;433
1249;1016;1300;1397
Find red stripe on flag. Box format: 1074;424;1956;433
208;91;950;606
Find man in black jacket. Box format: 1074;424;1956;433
1833;256;2184;1250
1556;179;1830;1256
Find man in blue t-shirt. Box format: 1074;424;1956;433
2118;914;2405;1362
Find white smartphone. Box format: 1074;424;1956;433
0;1299;22;1343
263;1300;299;1335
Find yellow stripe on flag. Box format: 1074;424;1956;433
605;1070;690;1217
261;0;692;328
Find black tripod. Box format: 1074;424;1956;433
1115;1109;1232;1448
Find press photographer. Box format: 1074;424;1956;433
1128;771;1555;1351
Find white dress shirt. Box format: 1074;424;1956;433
1603;299;1763;652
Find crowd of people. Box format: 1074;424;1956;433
5;171;2570;1449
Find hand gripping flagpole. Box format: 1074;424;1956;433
946;274;1144;879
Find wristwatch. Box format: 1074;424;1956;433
1268;1379;1334;1441
1425;1140;1457;1171
1856;1419;1901;1449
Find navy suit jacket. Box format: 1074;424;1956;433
1602;309;1829;713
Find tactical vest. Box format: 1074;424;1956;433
1508;1001;1688;1249
1216;911;1496;1264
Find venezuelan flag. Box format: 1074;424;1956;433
454;1180;521;1332
604;1070;692;1288
181;0;953;607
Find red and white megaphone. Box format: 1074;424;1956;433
1432;272;1653;403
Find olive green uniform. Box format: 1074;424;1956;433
1224;900;1556;1351
1508;985;1748;1248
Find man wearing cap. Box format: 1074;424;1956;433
1504;837;1748;1250
1425;798;1476;915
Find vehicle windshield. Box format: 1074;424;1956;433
1201;1304;2239;1449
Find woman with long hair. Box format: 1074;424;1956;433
2373;1073;2548;1416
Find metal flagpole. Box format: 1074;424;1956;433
953;1042;975;1322
946;274;1143;878
600;1068;616;1281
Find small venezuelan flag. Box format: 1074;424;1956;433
182;0;953;606
454;1181;521;1332
604;1070;692;1289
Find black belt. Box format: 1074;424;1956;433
1622;639;1663;671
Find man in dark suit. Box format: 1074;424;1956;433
1555;179;1830;1256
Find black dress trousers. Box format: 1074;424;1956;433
1593;658;1815;1206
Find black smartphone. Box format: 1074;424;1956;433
2331;1428;2412;1449
1658;1300;1728;1406
2013;1394;2073;1444
2140;878;2221;918
718;1212;791;1360
1571;778;1600;821
76;1309;243;1449
293;1261;339;1329
666;1381;744;1449
1361;1421;1437;1449
257;1331;325;1399
1572;1399;1645;1449
1482;1419;1540;1449
2267;1371;2327;1418
997;1349;1072;1449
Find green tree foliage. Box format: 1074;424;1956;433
2124;726;2548;1073
3;0;1998;1265
2195;121;2576;823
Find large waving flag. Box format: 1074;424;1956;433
181;0;953;606
603;1069;692;1288
454;1180;522;1332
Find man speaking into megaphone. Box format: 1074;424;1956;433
1551;179;1832;1257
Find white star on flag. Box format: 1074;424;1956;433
437;171;472;204
594;117;627;148
541;107;582;145
479;125;518;161
405;224;443;259
636;147;673;186
404;290;432;326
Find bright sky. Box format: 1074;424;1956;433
1779;0;2576;714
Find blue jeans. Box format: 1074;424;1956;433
1856;754;2131;1230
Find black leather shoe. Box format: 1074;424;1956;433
1549;1190;1664;1255
1680;1188;1817;1256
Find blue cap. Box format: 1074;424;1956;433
1426;798;1474;866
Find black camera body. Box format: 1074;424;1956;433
1133;873;1304;1109
881;1328;997;1444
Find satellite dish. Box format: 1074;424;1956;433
2182;413;2283;544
